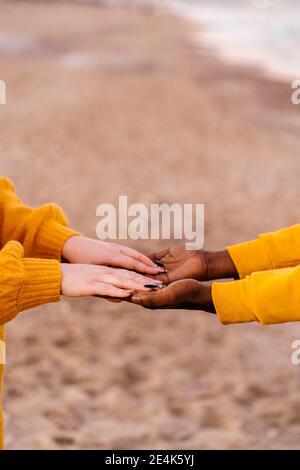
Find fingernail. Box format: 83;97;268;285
144;284;161;289
154;260;164;268
156;267;165;272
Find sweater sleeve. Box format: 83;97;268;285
227;224;300;279
0;178;80;260
0;241;61;326
212;265;300;325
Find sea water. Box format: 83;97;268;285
169;0;300;82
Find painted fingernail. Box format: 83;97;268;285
154;260;164;268
144;284;161;289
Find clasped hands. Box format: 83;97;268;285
60;236;238;313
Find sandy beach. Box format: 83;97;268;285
1;0;300;449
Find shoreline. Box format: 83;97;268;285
168;0;300;84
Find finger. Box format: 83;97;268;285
106;298;123;303
149;272;171;285
117;255;164;275
94;283;134;298
147;249;170;261
114;269;163;285
121;247;159;269
101;274;162;292
131;288;173;309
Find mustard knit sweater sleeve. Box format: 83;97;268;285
212;224;300;325
0;177;79;259
226;224;300;279
0;241;62;326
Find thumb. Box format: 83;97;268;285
131;289;169;309
150;272;170;285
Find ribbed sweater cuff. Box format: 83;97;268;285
18;258;62;312
32;219;80;260
227;239;273;279
212;278;257;325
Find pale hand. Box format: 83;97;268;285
60;264;163;299
62;236;164;275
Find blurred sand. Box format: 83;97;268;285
1;0;300;450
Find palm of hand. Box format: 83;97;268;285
131;279;204;309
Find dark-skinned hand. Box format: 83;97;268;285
130;279;216;313
149;246;238;285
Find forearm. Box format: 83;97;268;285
0;178;79;259
188;284;216;313
0;241;61;326
205;223;300;281
213;264;300;325
227;224;300;279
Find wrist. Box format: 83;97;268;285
61;235;83;262
191;284;216;313
204;250;238;280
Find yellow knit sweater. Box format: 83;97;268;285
0;178;78;449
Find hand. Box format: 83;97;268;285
130;279;215;312
150;247;238;284
149;247;207;284
60;264;163;299
62;236;164;276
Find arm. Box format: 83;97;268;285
0;241;162;327
150;224;300;284
0;241;62;326
212;264;300;325
131;265;300;326
227;224;300;278
0;178;78;259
